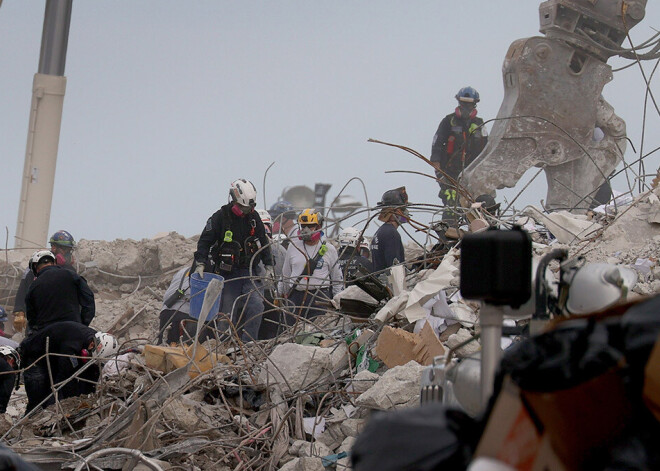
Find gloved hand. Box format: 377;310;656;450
13;312;26;333
194;264;205;279
264;265;275;280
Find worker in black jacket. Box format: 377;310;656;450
24;251;95;333
0;346;20;414
371;188;409;273
194;179;274;342
12;230;78;334
20;322;117;413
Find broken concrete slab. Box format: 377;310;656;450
346;370;380;396
339;418;366;438
279;457;326;471
289;440;333;459
355;361;425;410
446;328;481;357
259;343;348;394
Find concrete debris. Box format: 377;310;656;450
346;370;380;396
355;361;425;410
0;183;657;469
279;457;326;471
259;343;348;394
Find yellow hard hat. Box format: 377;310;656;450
298;208;323;226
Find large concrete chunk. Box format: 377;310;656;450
280;457;326;471
259;343;348;394
355;361;425;410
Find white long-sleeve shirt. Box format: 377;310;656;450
279;238;343;296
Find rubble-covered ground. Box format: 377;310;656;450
0;188;659;470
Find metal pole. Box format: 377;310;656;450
15;0;72;252
480;302;503;407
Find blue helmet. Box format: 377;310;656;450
49;230;76;248
268;200;296;220
455;86;480;104
0;306;7;323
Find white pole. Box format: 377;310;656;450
14;0;72;253
480;302;504;407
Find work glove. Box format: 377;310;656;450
13;312;26;333
264;265;275;280
194;263;205;279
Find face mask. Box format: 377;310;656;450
398;215;408;224
231;203;251;217
300;226;322;242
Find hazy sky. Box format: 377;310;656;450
1;1;659;244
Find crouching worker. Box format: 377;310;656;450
20;322;118;414
0;347;20;414
158;266;193;345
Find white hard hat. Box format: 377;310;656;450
0;346;20;369
93;332;119;358
565;263;638;315
229;179;257;208
29;250;56;276
256;209;271;225
272;234;287;243
338;227;361;248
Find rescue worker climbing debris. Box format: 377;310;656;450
371;187;409;273
430;87;488;224
12;230;77;334
279;208;343;323
193;179;274;343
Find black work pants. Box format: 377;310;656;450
158;309;194;344
286;288;332;325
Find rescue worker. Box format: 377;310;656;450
257;209;286;340
20;322;117;413
257;209;286;277
0;307;11;339
24;250;95;333
193;179;274;343
337;227;373;283
431;87;488;224
371;187;408;273
13;230;77;333
0;346;19;414
157;265;193;345
279;209;343;322
268;200;298;249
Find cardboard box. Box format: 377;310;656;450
374;324;444;368
144;343;231;378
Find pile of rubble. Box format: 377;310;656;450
0;188;658;470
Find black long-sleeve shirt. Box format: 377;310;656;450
14;263;76;313
20;321;97;366
194;204;273;271
25;266;95;331
371;223;405;272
